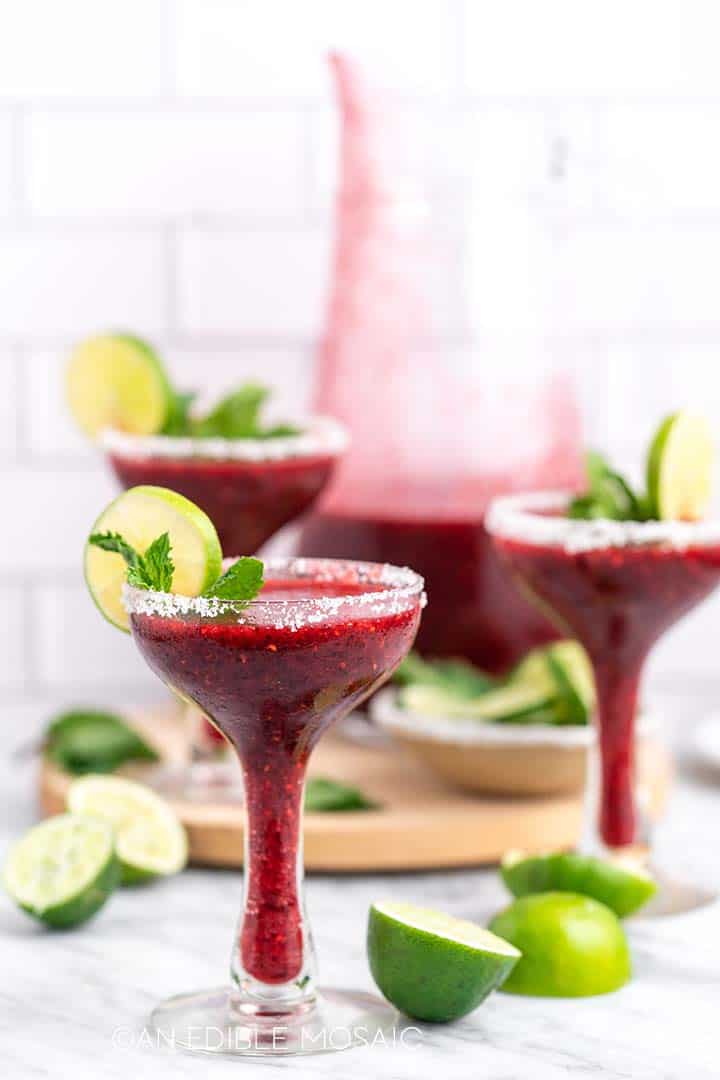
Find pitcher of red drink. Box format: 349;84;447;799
297;53;584;673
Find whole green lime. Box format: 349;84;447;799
367;901;520;1022
488;892;631;997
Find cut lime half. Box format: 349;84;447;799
489;892;631;997
3;814;119;928
67;775;188;884
367;900;520;1022
646;411;714;521
67;333;173;439
84;485;223;631
501;850;657;918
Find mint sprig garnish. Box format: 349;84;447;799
89;531;175;591
88;530;265;603
568;452;651;522
202;556;264;601
159;378;301;440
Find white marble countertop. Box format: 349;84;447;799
2;687;720;1080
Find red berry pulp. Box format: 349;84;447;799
109;451;337;556
495;536;720;846
130;576;421;984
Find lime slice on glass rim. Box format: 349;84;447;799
67;775;188;885
646;410;714;521
367;900;520;1022
501;850;657;918
489;892;631;997
3;814;119;928
67;333;173;439
84;485;223;631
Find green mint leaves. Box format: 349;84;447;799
304;777;378;812
568;451;650;522
45;709;159;775
193;384;268;439
89;531;265;603
201;556;265;601
394;652;495;699
161;380;301;440
88;531;175;592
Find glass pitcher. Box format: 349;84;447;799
298;53;584;673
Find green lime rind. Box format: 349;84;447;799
66;333;174;439
646;413;677;520
367;901;520;1022
84;485;223;633
501;851;656;918
489;892;631;998
3;814;120;929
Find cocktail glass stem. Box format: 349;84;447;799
591;652;647;851
231;758;316;1009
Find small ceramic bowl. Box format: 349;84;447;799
371;689;655;797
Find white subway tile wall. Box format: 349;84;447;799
2;0;720;713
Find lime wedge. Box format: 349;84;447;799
67;776;188;884
501;850;656;918
367;900;520;1022
545;641;595;724
399;683;554;722
489;892;631;997
646;410;714;520
84;485;223;631
3;814;119;928
67;333;173;439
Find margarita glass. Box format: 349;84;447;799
125;556;424;1055
488;492;720;914
102;419;347;791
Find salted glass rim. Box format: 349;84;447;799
123;556;426;626
100;415;349;463
486;490;720;553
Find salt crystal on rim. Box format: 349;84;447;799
101;416;348;464
487;491;720;554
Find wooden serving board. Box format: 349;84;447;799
39;705;671;872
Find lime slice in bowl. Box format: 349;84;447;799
67;333;173;439
3;814;119;928
489;892;631;997
501;850;656;918
367;900;520;1022
67;776;188;885
84;485;223;631
646;410;714;521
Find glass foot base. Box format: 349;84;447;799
149;986;403;1056
635;867;717;918
137;762;244;804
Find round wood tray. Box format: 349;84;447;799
39;705;671;872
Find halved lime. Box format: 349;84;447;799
399;683;555;722
367;900;520;1022
3;814;119;928
67;333;173;439
501;850;656;918
67;776;188;885
646;411;714;521
489;892;631;997
84;485;223;631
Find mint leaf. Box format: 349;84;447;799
163;390;197;436
568;451;647;521
203;556;264;602
394;651;495;699
89;531;141;570
193;384;269;439
138;532;174;592
304;777;378;812
89;530;174;592
45;709;158;775
258;423;302;439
